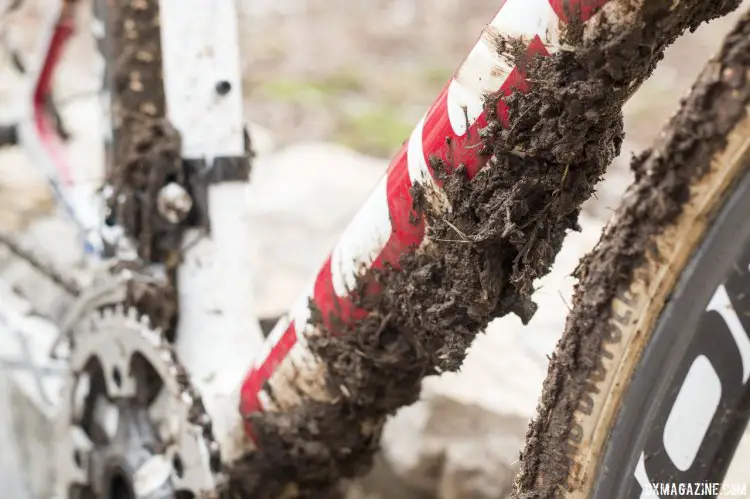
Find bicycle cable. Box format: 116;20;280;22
0;231;80;295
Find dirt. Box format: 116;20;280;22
515;8;750;499
99;0;184;339
108;118;186;260
103;0;186;266
226;1;743;497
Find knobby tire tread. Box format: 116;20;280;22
514;9;750;498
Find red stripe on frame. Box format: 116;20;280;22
548;0;610;23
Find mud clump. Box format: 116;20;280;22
104;0;186;265
108;118;186;263
102;0;184;337
227;1;742;497
516;7;750;498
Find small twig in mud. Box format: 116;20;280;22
373;312;392;339
515;230;539;265
442;218;468;240
559;164;570;189
508;148;528;158
432;238;474;244
558;291;571;312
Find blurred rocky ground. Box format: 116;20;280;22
0;0;749;498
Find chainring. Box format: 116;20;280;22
55;304;223;498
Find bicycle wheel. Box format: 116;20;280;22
515;10;750;499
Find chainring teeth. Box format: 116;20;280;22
56;304;223;497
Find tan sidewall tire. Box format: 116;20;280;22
563;107;750;496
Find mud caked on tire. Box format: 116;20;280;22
515;8;750;498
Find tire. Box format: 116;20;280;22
514;10;750;499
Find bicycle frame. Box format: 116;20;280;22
2;0;724;489
156;0;267;463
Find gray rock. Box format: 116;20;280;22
381;397;527;499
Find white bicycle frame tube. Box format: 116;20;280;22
158;0;265;463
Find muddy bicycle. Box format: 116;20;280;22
1;0;749;497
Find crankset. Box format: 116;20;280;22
0;232;223;498
54;301;223;498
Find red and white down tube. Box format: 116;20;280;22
238;0;612;434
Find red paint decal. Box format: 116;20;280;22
239;321;298;416
548;0;610;23
33;10;76;185
383;145;425;259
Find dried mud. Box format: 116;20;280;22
515;8;750;499
102;0;182;337
104;0;186;266
227;1;741;497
